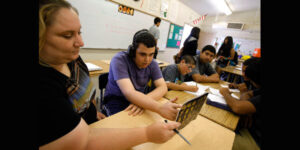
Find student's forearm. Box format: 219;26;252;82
125;91;161;113
206;75;220;82
222;92;255;115
222;92;238;110
194;75;219;83
87;127;147;150
166;82;186;91
147;85;167;100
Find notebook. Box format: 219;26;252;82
85;63;103;71
175;93;209;130
206;93;239;112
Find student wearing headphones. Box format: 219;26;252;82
103;29;182;120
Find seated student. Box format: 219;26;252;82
186;45;220;83
228;57;260;92
103;29;181;120
162;55;198;92
38;1;181;149
219;57;261;150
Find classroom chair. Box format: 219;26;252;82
98;72;109;113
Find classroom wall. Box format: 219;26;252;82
110;0;202;26
79;47;179;64
78;1;260;62
197;10;260;55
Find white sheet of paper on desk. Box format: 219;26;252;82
229;89;240;93
85;63;103;71
209;88;223;97
231;93;239;99
234;67;242;71
208;94;227;105
183;81;209;96
220;84;229;88
210;87;240;98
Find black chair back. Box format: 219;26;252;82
98;73;109;111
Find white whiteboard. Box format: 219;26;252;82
68;0;170;50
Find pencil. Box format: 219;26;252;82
164;120;192;145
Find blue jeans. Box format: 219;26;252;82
102;96;130;116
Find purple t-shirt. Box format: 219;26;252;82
104;51;163;98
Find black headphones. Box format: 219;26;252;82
128;29;150;58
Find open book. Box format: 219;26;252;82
206;88;239;112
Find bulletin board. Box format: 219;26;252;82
166;23;183;48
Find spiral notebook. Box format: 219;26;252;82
175;93;208;130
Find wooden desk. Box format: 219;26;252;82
90;98;235;150
164;81;240;131
220;65;243;83
85;60;110;77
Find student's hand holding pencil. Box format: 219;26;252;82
145;120;181;143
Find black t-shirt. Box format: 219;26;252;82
38;57;97;146
38;63;81;146
181;36;198;57
248;88;262;147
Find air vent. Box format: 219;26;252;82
227;23;244;30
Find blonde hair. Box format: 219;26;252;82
39;0;78;53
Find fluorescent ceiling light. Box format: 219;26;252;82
212;22;228;29
211;0;232;15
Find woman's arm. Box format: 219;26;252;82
40;118;181;150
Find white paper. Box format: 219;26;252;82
235;67;242;71
208;94;227;105
220;84;228;88
169;32;173;39
170;25;174;32
229;88;240;93
85;63;103;71
183;81;209;96
231;93;239;99
174;33;178;40
209;88;223;97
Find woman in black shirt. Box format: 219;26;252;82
216;36;235;74
177;27;200;59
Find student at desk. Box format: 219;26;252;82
162;55;198;92
103;29;181;120
228;57;260;92
38;1;181;149
185;45;220;83
219;58;261;149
